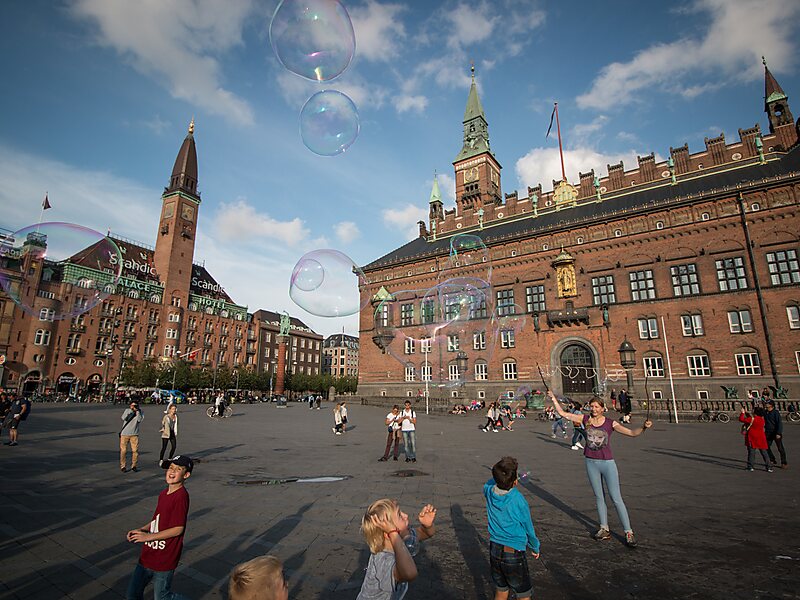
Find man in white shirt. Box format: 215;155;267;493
400;400;417;463
378;405;402;462
214;392;226;417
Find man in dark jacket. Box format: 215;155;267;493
764;400;788;468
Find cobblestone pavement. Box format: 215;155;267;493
0;402;798;599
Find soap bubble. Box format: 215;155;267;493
291;258;324;292
442;233;492;281
0;222;123;320
270;0;355;82
289;249;367;317
300;90;360;156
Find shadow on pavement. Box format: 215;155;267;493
644;447;743;470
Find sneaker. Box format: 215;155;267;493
412;458;416;463
563;433;568;438
575;442;584;449
335;432;342;435
378;457;388;462
132;466;139;472
393;456;398;461
767;467;774;473
331;427;336;433
571;445;580;450
625;531;638;548
405;458;410;462
747;467;755;472
593;528;611;541
551;434;557;438
8;441;18;446
121;467;127;473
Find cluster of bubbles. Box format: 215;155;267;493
289;249;367;317
0;222;123;320
269;0;359;156
372;234;527;388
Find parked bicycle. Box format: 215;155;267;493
206;405;232;419
698;407;730;423
787;409;800;423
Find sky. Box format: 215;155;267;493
1;0;799;337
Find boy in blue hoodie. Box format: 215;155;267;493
483;456;540;600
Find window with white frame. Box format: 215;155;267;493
496;289;516;316
671;263;700;296
469;294;487;319
449;364;461;381
638;318;658;339
377;303;389;327
447;335;459;351
168;313;180;322
401;303;414;326
404;338;415;354
163;345;175;357
591;275;616;305
421;300;435;324
501;330;515;348
38;308;55;321
716;257;747;291
735;352;761;376
477;390;486;399
652;390;663;400
681;314;704;336
787;305;800;329
525;285;546;313
404;364;416;382
766;249;800;285
475;362;487;381
420;364;431;381
34;329;51;345
629;270;656;301
66;333;81;350
503;361;518;380
166;329;178;339
687;354;711;377
473;331;486;350
697;390;709;400
795;350;800;374
421;337;431;354
643;355;665;377
728;310;753;334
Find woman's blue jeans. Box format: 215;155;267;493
584;458;632;532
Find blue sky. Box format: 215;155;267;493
1;0;799;337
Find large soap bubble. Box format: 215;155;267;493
300;90;360;156
0;222;123;320
289;249;367;317
270;0;355;82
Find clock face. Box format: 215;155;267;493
181;203;195;222
464;167;479;183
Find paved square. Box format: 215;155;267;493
0;402;797;599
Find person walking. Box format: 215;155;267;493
739;405;772;472
764;400;788;469
482;402;499;432
610;388;617;411
340;400;349;433
400;400;417;462
159;404;179;467
618;389;631;423
378;405;402;461
549;390;652;548
120;401;144;472
332;403;343;435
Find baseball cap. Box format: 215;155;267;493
161;455;194;473
766;399;775;406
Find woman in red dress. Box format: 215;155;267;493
739;405;772;472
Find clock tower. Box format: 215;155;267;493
453;66;502;213
153;120;201;309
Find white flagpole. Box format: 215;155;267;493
661;316;679;423
35;193;48;234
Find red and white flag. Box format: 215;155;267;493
184;348;201;360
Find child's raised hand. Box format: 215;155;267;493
370;513;398;534
418;504;437;528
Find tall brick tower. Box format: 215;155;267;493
452;66;502;214
762;57;798;150
154;120;201;309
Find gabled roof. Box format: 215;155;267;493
251;309;318;335
363;145;800;272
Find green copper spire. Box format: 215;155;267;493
429;173;442;204
455;64;492;162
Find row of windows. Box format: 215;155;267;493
402;330;517;354
637;306;800;340
404;360;519;382
643;351;764;377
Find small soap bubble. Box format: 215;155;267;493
519;470;531;481
270;0;355;82
300;90;360;156
0;222;123;320
289;249;367;317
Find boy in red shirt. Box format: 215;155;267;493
126;455;193;599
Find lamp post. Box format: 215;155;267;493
101;347;114;400
268;360;277;398
456;350;468;403
172;350;183;391
618;339;637;394
234;368;240;400
115;343;131;400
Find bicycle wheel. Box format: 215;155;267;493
717;413;730;423
224;407;233;418
788;411;800;423
206;406;215;418
698;413;710;423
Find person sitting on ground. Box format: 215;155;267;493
356;499;436;600
228;554;288;600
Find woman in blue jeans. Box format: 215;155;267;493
548;391;651;548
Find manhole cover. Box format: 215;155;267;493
391;469;428;478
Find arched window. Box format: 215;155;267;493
34;329;51;345
686;350;711;377
642;353;664;377
502;360;517;381
735;347;761;376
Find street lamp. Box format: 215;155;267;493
101;347;114;399
234;368;240;399
115;343;131;399
618;339;636;393
172;350;183;391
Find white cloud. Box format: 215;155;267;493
349;1;407;62
275;70;388;112
515;146;643;191
214;200;310;246
383;203;426;241
69;0;256;125
0;144;159;239
394;95;428;113
577;0;800;111
334;221;360;244
437;173;456;203
446;3;499;48
571;116;609;144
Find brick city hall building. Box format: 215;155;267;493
0;122;321;395
358;63;800;405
